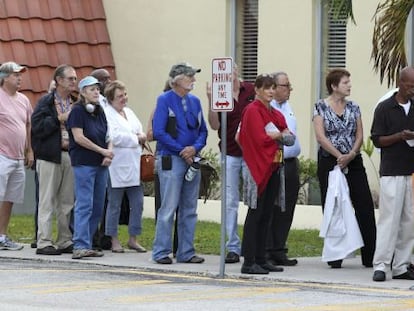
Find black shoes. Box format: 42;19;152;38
373;270;386;282
393;266;414;280
270;257;298;266
260;263;283;272
225;252;240;264
241;263;269;274
241;262;284;274
267;253;298;266
36;246;62;255
156;255;205;264
156;257;173;264
328;260;342;269
183;255;205;264
60;244;74;254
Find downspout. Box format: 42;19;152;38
230;0;236;60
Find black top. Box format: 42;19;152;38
371;93;414;176
31;92;63;164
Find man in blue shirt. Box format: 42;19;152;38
152;62;208;264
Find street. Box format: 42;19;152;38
2;258;414;311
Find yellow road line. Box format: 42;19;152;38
5;268;413;296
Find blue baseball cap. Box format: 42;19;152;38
78;76;99;90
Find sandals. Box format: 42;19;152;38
127;243;147;253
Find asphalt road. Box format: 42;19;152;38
2;259;414;311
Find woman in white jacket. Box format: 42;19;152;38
104;80;147;253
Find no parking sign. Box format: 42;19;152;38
211;57;233;112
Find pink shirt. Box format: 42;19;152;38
0;87;32;159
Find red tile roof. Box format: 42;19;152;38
0;0;116;106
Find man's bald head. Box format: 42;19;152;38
399;66;414;82
397;66;414;102
90;68;111;94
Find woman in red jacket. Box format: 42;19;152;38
238;74;294;274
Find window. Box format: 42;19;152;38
319;7;347;95
236;0;258;82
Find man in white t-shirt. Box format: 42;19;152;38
0;61;33;251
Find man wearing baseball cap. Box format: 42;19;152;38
152;62;207;264
0;61;33;251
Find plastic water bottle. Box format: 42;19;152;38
185;161;200;181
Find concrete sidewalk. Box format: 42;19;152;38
1;244;413;292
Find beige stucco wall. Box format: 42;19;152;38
259;0;316;160
103;0;230;151
103;0;395;193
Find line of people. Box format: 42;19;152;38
0;62;148;259
1;60;413;282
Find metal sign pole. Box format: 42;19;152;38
219;112;227;278
211;57;233;278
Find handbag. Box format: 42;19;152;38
140;142;155;182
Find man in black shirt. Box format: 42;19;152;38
371;66;414;282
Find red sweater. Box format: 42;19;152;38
239;100;287;195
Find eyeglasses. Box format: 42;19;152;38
277;84;293;90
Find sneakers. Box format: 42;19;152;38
36;246;62;255
155;256;173;264
225;252;240;264
72;249;104;259
0;236;23;251
84;250;104;257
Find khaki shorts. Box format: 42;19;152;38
0;154;25;204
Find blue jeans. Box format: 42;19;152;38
152;155;200;262
225;155;245;255
73;165;108;250
105;181;144;237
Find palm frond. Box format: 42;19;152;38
371;0;414;87
323;0;355;24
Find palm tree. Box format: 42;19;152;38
325;0;414;87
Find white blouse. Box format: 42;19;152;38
104;104;144;188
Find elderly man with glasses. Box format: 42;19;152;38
265;71;301;267
152;62;208;265
31;64;78;256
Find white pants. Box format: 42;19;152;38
373;176;414;276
